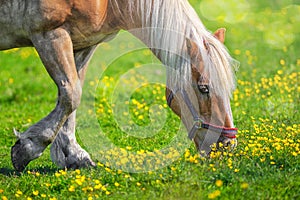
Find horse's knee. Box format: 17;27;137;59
60;80;82;113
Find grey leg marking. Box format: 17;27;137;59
51;46;97;169
11;28;82;171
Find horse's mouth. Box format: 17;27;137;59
193;127;238;156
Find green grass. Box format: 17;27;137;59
0;1;300;199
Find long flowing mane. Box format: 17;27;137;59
111;0;237;98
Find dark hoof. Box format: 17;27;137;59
11;139;43;172
11;140;31;172
66;156;96;169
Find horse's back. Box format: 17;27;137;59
0;0;70;49
0;0;111;50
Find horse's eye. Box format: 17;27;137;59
198;85;209;94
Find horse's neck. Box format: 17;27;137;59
108;0;142;30
109;0;184;69
108;0;194;92
108;1;156;52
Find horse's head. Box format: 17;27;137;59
166;28;237;155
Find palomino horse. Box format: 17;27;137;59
0;0;238;171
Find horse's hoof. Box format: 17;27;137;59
51;142;96;169
11;140;30;171
66;156;96;169
11;139;43;172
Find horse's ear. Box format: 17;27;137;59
186;39;199;58
13;128;21;138
214;28;226;43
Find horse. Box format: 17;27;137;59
0;0;238;171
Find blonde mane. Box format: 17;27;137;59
112;0;237;98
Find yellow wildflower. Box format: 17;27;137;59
2;196;8;200
241;182;249;189
215;180;223;187
208;190;221;199
68;186;75;192
33;190;39;196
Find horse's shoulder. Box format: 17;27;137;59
71;0;109;28
39;0;72;24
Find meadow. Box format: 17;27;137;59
0;0;299;199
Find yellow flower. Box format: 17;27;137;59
280;59;285;65
97;162;104;167
105;167;112;173
8;78;14;84
59;170;67;176
208;190;221;199
120;157;129;165
234;49;241;55
33;190;39;196
245;50;251;56
101;186;107;191
215;180;223;187
189;156;195;163
292;152;298;156
68;186;75;192
75;179;83;186
2;196;8;200
241;182;249;189
45;183;51;187
15;190;23;197
94;184;102;190
114;182;120;187
124;174;130;178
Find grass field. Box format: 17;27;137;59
0;1;299;199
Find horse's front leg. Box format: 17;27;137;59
50;111;95;169
11;28;82;171
50;46;97;169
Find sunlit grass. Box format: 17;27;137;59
0;1;299;199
